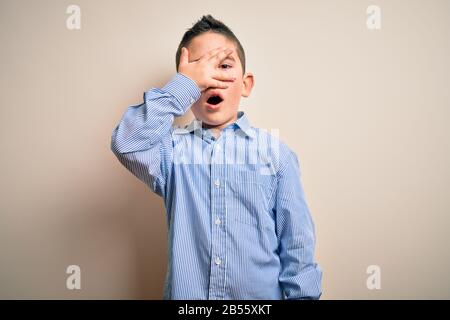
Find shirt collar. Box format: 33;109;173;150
175;111;255;139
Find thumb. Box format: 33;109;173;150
180;47;189;66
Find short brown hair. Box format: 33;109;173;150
175;15;246;74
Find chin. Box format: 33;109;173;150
199;113;230;127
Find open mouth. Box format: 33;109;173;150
206;95;224;105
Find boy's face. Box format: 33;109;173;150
187;32;254;130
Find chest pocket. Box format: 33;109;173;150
226;169;271;227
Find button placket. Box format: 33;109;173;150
208;136;227;300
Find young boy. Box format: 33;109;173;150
111;15;322;300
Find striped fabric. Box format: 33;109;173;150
111;73;322;300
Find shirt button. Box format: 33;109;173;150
214;257;221;265
190;97;195;104
214;179;220;187
215;218;221;225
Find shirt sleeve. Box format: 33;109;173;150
275;150;323;300
110;73;201;198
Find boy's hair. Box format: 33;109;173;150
175;15;246;74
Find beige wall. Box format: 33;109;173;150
1;0;449;299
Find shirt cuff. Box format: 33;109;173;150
161;73;201;112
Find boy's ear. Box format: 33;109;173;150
241;72;254;98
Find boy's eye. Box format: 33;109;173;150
220;64;232;69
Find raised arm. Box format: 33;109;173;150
111;46;236;197
111;73;201;197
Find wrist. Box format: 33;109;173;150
160;73;201;111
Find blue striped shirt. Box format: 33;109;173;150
111;73;322;300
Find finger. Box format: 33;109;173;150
212;71;236;82
208;79;229;89
210;48;234;64
179;47;189;66
209;49;233;67
200;47;224;61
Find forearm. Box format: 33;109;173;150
111;72;200;154
279;245;323;300
110;73;200;197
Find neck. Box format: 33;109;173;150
202;115;238;138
